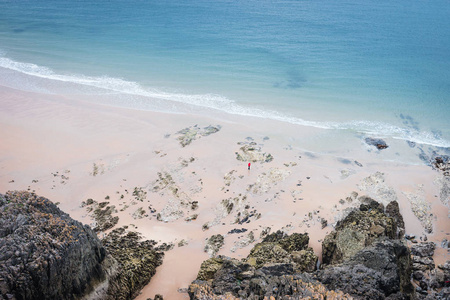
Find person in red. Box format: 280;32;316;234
248;162;251;170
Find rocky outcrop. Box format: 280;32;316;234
204;234;225;257
0;191;106;300
175;125;221;147
97;227;164;300
189;273;354;299
319;197;414;298
235;144;274;163
189;198;416;300
365;137;389;150
189;231;320;299
322;197;398;265
433;156;449;176
410;242;450;299
318;240;413;299
0;191;163;300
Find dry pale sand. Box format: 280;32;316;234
0;86;448;299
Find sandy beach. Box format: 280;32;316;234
0;85;448;299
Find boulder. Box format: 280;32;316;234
0;191;106;300
0;191;163;300
318;240;413;299
322;198;397;265
365;137;389;150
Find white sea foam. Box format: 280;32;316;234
0;56;449;148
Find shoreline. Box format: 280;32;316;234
0;85;448;299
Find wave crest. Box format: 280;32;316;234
0;56;448;148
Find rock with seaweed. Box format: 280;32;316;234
410;242;450;299
188;198;416;300
0;191;163;300
321;196;399;265
189;231;319;299
98;227;164;300
0;191;107;300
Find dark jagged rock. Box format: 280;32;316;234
0;191;163;300
365;137;389;150
189;198;416;299
204;234;224;257
0;191;106;300
81;199;119;232
409;242;450;299
318;240;414;299
189;269;354;299
245;231;314;270
227;228;248;234
100;227;164;300
189;232;321;299
385;200;405;238
322;197;397;265
433;155;450;176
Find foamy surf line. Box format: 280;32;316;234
1;56;449;148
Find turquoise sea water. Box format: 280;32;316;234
0;0;449;148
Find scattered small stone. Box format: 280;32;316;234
321;218;328;229
178;240;188;247
354;161;363;167
185;214;198;222
407;140;416;148
228;228;248;234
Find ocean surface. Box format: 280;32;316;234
0;0;449;148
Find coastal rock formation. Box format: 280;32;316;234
235;143;274;163
433;155;450;176
410;242;450;299
204;234;225;257
175;125;222;147
322;197;398;265
189;198;415;299
97;227;164;300
81;199;119;232
318;240;413;299
365;137;389;150
0;191;163;300
189;231;320;299
0;191;106;300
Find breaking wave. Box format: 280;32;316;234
0;56;449;148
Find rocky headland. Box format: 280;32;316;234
188;197;449;299
0;191;163;300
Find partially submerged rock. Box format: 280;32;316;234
365;137;389;150
433;155;450;176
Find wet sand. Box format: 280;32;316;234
0;85;448;299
